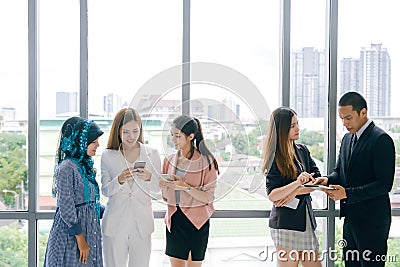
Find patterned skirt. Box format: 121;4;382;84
270;207;319;251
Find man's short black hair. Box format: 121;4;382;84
339;91;367;114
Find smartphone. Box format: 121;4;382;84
133;161;146;169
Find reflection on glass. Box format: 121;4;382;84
38;0;80;210
338;0;400;209
290;0;328;210
290;0;327;119
192;0;279;209
0;220;28;265
0;1;28;212
191;0;280;110
151;218;271;266
88;0;182;120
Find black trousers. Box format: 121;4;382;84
342;217;391;267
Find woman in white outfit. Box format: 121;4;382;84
101;108;161;267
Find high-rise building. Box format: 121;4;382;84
56;92;78;114
291;47;326;118
340;58;360;95
340;43;391;117
360;43;391;117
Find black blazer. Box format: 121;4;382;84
327;121;395;224
266;144;321;231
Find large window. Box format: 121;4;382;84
0;1;28;212
38;0;80;211
338;0;400;208
191;0;280;210
0;1;399;266
87;0;182;123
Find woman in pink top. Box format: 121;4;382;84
160;115;219;267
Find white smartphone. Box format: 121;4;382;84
284;198;300;209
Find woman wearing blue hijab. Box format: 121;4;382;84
44;116;103;267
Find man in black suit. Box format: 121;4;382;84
314;92;395;267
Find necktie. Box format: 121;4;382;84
351;134;358;154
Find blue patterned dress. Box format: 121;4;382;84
44;159;103;267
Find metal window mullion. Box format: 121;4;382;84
80;0;89;118
28;0;39;266
182;0;190;115
280;0;291;107
326;0;339;267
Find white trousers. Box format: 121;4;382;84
103;220;151;267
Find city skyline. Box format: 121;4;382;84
0;40;396;121
291;43;392;118
1;1;400;120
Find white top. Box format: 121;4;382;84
100;143;161;238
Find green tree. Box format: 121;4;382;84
0;222;48;266
0;223;28;266
389;125;400;133
231;134;248;155
0;133;28;207
298;129;324;146
308;145;324;162
387;238;400;267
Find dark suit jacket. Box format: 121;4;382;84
266;144;321;231
327;121;395;224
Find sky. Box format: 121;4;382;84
1;0;399;121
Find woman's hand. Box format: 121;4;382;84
76;234;90;264
274;188;298;207
296;172;315;185
158;175;185;190
134;167;152;181
169;179;190;191
117;167;135;184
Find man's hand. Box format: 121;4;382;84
322;184;347;201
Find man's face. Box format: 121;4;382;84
338;105;367;134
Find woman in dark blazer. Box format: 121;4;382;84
262;107;322;267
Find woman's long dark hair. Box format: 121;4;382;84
172;115;219;174
262;107;298;179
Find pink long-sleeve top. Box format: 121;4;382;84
162;150;218;231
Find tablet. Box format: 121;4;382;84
302;184;336;190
